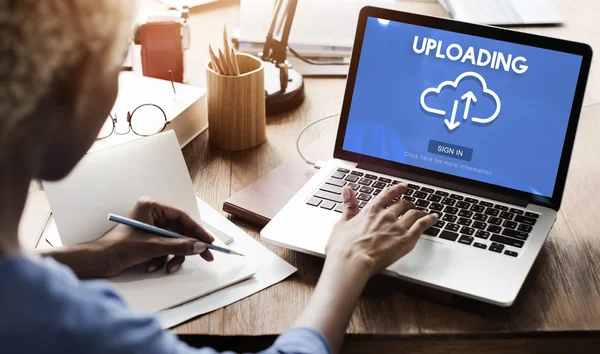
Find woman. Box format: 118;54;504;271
0;1;437;353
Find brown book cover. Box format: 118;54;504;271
223;137;334;227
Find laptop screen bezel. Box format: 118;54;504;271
334;6;592;210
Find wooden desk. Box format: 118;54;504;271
144;1;600;352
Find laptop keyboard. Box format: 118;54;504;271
306;168;541;258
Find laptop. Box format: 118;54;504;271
261;7;592;306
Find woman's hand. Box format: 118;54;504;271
294;183;438;353
44;197;214;279
326;183;438;277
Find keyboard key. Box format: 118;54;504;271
458;235;474;245
525;212;540;219
392;180;401;185
501;229;529;240
320;200;335;210
334;204;345;213
473;213;488;222
428;194;442;202
439;230;459;241
487;225;502;233
365;174;378;180
358;178;373;186
518;224;533;233
408;184;420;189
414;191;428;199
337;168;350;173
404;189;414;196
489;243;504;253
489;217;502;225
345;175;359;183
348;183;360;191
403;196;416;203
435;191;449;196
372;181;387;189
378;177;392;183
445;223;460;232
359;186;374;194
415;199;430;208
484;208;500;216
326;178;345;187
450;194;464;201
457;218;472;226
443;206;459;215
503;220;518;229
424;227;441;237
473;242;487;249
499;211;514;220
320;184;342;194
458;210;473;218
306;197;322;207
504;250;518;257
472;221;486;230
415;207;427;212
515;215;537;226
430;203;444;211
510;208;524;215
434;220;446;228
351;171;364;176
494;204;509;211
442;213;457;223
373;190;381;196
490;234;524;248
315;190;343;203
359;201;367;208
460;226;475;236
456;201;471;209
421;187;435;193
470;205;485;213
480;201;493;207
465;197;479;203
475;230;490;239
357;193;372;202
331;172;346;179
441;198;456;206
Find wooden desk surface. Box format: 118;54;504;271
141;0;600;351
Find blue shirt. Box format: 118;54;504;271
0;255;331;354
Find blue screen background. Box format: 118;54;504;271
343;18;583;197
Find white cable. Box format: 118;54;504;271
296;113;340;167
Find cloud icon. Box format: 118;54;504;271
420;72;501;125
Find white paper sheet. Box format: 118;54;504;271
112;239;254;313
157;197;297;329
43;131;231;246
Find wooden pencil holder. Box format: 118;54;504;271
206;53;266;151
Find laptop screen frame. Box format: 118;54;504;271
334;6;592;210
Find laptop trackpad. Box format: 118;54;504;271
389;238;452;277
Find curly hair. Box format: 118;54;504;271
0;0;135;151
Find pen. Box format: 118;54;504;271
107;213;244;256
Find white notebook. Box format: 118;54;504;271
43;131;249;312
443;0;564;26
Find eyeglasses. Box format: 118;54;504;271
97;104;169;140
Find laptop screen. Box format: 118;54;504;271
342;17;583;198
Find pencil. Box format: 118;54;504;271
231;48;240;76
218;48;231;75
223;25;232;69
108;213;245;257
209;45;225;75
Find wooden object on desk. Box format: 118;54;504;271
206;53;266;151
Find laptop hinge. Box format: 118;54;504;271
357;162;531;208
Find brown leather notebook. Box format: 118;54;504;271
223;138;333;227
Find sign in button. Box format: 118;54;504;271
427;140;473;161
